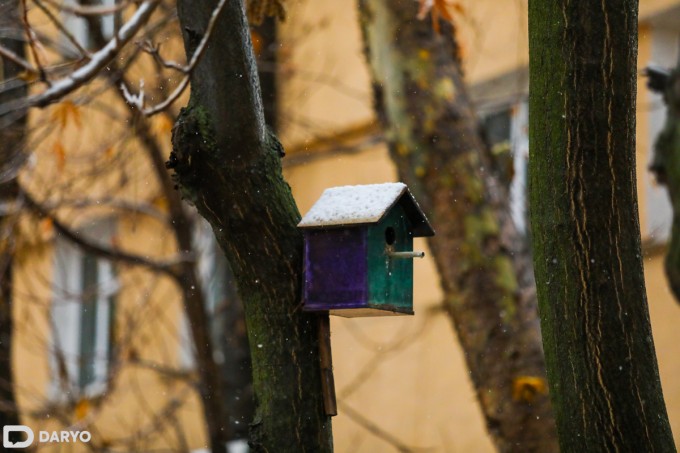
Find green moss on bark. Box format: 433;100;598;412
359;0;558;451
172;1;333;450
529;1;676;451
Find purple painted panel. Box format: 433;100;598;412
303;228;368;311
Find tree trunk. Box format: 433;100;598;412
0;215;19;442
170;1;333;451
358;2;557;451
529;1;676;451
0;0;27;442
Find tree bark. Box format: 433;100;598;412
529;1;676;451
170;1;332;451
0;0;27;442
358;2;557;451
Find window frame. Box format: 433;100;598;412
49;219;118;401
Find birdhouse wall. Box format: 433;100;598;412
366;206;414;313
302;227;368;311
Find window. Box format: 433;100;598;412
179;218;232;369
62;0;117;53
645;26;677;243
480;100;529;235
50;219;118;399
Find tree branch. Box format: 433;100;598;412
0;44;36;76
33;0;92;60
0;0;160;120
20;187;183;279
122;0;228;116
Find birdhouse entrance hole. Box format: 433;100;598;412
385;227;396;245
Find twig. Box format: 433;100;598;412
339;401;432;453
138;40;185;71
339;318;428;400
20;0;49;83
0;44;36;75
43;196;168;223
19;187;183;278
0;0;160;118
33;0;92;59
121;0;227;116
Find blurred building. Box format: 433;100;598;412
8;0;680;452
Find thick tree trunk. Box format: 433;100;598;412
0;0;27;441
358;2;557;451
171;1;332;451
0;222;19;440
529;1;676;451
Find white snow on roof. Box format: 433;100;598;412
298;183;407;228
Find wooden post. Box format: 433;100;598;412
318;314;337;416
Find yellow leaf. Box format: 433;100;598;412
451;2;466;15
512;376;548;403
51;101;82;130
40;218;53;236
417;0;465;34
151;194;169;212
52;141;66;171
251;30;263;57
74;399;91;420
435;0;454;22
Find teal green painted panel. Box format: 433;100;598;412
367;206;414;312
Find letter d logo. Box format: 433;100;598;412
3;425;34;448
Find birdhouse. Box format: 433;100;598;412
298;183;434;317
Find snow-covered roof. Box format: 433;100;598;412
298;183;434;236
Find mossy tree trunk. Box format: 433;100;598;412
358;1;557;451
529;1;676;450
170;1;332;451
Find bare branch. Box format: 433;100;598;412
0;44;36;75
20;0;49;84
20;187;184;278
0;0;160;119
339;401;433;453
122;0;227;116
32;0;92;60
138;40;185;71
42;196;168;223
135;75;189;116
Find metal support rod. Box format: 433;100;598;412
388;250;425;259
